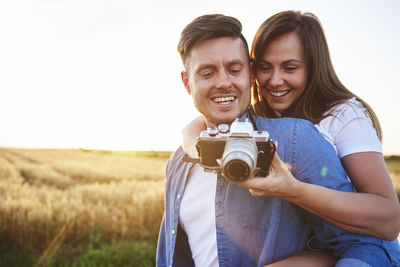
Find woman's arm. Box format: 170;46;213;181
339;152;400;239
181;116;206;158
242;152;400;240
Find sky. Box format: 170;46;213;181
0;0;399;154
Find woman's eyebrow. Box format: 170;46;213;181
282;59;303;64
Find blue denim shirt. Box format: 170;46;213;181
156;117;400;267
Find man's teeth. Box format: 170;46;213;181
270;90;289;97
213;96;235;104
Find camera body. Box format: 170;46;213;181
196;118;276;183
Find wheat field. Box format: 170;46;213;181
1;148;399;251
0;148;169;248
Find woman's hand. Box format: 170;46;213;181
240;152;300;198
181;116;206;158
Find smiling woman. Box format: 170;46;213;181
254;31;308;113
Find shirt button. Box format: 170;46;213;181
171;229;175;235
177;194;181;199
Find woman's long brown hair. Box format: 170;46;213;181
250;11;382;140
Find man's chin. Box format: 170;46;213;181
201;108;248;126
206;115;239;127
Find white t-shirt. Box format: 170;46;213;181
315;97;382;158
179;164;219;267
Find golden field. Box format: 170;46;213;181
0;148;170;248
0;148;399;251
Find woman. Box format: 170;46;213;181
247;10;400;240
182;11;400;265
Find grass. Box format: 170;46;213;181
0;230;157;267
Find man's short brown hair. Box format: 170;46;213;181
177;14;249;71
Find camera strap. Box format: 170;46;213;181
247;108;258;131
181;154;200;164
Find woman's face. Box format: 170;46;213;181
255;31;308;112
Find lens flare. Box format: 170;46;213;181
281;162;293;171
321;166;328;177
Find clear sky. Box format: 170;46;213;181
1;0;399;154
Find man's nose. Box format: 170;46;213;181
216;70;232;89
268;70;284;87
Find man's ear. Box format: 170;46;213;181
181;71;191;95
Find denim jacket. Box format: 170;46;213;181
156;117;400;267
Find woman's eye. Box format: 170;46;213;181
285;66;297;72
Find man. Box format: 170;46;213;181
156;14;396;267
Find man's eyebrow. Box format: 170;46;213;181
196;64;215;71
195;60;245;73
228;60;245;66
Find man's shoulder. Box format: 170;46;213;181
168;146;186;162
165;146;190;179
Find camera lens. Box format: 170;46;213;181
221;138;257;182
223;156;252;182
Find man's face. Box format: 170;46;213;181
182;37;252;127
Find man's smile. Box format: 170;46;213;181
212;96;236;105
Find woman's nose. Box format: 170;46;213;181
268;70;284;87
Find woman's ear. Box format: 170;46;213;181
181;71;191;94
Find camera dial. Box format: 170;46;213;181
218;124;230;133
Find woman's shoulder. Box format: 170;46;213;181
318;97;381;157
327;97;368;121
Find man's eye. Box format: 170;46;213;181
200;71;214;78
230;68;241;74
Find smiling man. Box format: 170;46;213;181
181;36;251;127
156;14;398;267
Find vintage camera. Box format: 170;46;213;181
195;118;276;183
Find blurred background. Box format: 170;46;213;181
1;0;399;154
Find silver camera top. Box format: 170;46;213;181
200;118;270;141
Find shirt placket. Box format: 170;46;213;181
215;173;230;267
